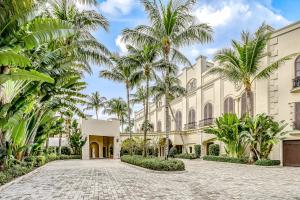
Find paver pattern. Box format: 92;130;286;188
1;159;300;200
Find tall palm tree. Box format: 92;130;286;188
131;87;147;121
100;55;140;138
122;0;213;158
85;92;106;120
103;98;128;132
210;24;292;115
125;44;159;156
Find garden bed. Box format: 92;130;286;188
121;155;185;171
0;154;81;186
174;153;197;159
254;159;280;166
203;155;248;164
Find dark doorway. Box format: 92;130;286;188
103;147;107;158
283;140;300;166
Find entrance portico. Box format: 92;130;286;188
80;118;120;160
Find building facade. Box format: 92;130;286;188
129;22;300;166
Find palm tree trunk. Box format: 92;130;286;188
245;88;252;115
58;131;62;155
27;109;43;155
126;85;133;156
95;108;99;120
143;78;150;157
164;54;170;160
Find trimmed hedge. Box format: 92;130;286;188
194;145;201;158
208;144;220;156
255;159;280;166
174;153;197;159
121;155;185;171
203;155;248;164
0;154;81;186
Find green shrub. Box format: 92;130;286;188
46;153;58;162
194;145;201;158
46;147;57;154
35;156;46;167
255;159;280;166
174;153;197;159
208;144;220;156
61;146;72;155
0;172;12;185
121;155;185;171
24;156;37;167
169;147;177;158
203;155;248;164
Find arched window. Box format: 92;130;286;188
296;56;300;77
175;111;182;131
224;97;235;114
166;115;171;132
241;92;254;116
157;121;162;132
188;109;196;123
187;79;197;92
204;103;213;119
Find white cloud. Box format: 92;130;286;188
99;0;135;16
193;0;289;28
115;35;128;55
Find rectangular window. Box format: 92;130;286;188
295;102;300;130
189;146;192;154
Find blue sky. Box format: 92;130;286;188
83;0;300;118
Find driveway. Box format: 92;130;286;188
1;159;300;200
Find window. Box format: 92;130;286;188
166;115;171;132
189;146;193;154
295;102;300;130
187;79;197;92
204;103;213;119
296;56;300;77
188;109;196;123
241;92;254;116
175;111;182;131
157;121;162;132
224;97;235;114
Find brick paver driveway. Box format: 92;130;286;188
1;159;300;200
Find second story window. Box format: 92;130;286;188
224;97;235;114
157;121;162;132
204;103;213;119
295;102;300;130
175;111;182;131
294;56;300;88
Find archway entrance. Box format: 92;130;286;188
90;142;99;159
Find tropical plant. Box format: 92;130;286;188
210;24;292;115
122;0;212;158
85;92;106;120
124;44;160;157
243;114;287;160
204;113;248;158
69;120;87;155
103;98;128;132
100;55;140;151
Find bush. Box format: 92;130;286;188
255;159;280;166
169;147;177;158
46;147;57;154
121;155;185;171
24;156;37;167
194;145;201;158
35;156;46;167
203;155;248;164
174;153;197;159
46;153;58;162
208;144;220;156
61;146;72;155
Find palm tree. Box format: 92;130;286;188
85;92;106;120
131;87;147;121
100;55;140;138
122;0;213;158
210;24;292;115
103;98;128;132
125;44;159;157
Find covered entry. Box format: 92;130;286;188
89;135;114;159
283;140;300;166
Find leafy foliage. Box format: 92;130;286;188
208;144;220;156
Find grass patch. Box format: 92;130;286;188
121;155;185;171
